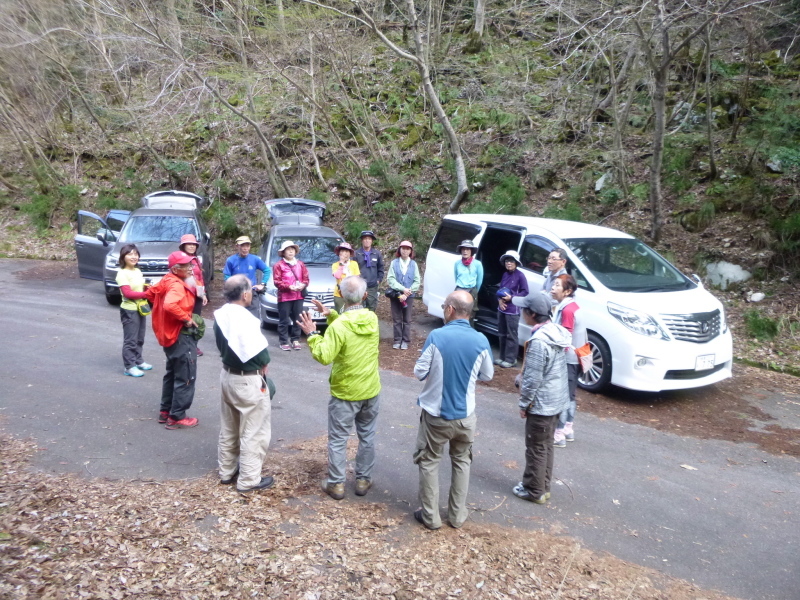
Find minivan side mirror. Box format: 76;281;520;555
691;273;704;288
96;232;110;247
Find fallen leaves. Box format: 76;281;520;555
0;433;737;600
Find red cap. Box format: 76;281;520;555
168;251;193;268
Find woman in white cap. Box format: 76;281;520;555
331;242;360;313
386;240;420;349
272;240;309;351
496;250;529;368
453;239;483;326
179;234;208;355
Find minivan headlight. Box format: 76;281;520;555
106;254;119;269
720;306;728;333
607;302;670;340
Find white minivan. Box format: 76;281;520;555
422;215;732;393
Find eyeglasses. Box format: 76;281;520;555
441;303;451;311
547;255;565;262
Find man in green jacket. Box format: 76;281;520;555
298;276;381;501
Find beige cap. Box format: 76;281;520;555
235;236;252;245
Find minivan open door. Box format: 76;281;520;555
74;210;119;280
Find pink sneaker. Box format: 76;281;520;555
553;429;566;448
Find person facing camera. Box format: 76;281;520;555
386;240;420;350
272;240;309;351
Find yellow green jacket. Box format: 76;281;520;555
308;308;381;401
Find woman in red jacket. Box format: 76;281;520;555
179;234;208;355
272;240;310;351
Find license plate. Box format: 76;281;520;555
311;310;323;320
695;354;715;371
147;277;161;286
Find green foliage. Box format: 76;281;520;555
24;185;83;231
207;202;239;240
398;213;427;254
598;186;623;206
367;161;403;195
745;309;780;340
465;175;527;215
165;160;192;177
629;183;649;206
663;136;700;195
543;200;584;222
344;218;371;243
307;188;329;203
373;200;396;214
771;212;800;265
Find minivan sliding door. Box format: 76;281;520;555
474;225;524;333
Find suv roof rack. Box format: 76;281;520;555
141;190;207;210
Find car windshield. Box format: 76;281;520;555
270;236;342;266
119;216;198;243
564;237;693;292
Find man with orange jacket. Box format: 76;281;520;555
146;251;201;430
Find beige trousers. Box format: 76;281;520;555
413;410;477;529
218;369;272;490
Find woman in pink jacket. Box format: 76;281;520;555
272;240;310;351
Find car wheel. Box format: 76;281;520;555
105;286;121;306
577;332;612;393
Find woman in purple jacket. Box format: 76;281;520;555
495;250;529;368
273;240;310;351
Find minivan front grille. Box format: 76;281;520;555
660;309;721;343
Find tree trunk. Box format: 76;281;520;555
649;66;667;241
403;0;469;211
704;26;717;180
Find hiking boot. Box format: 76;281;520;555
413;508;440;530
280;344;291;351
124;366;144;378
165;416;199;430
564;421;575;442
137;362;153;371
554;429;566;448
238;476;274;494
513;485;547;504
354;478;372;496
323;482;345;500
158;410;169;424
220;467;240;485
513;482;549;501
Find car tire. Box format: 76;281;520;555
105;286;121;306
577;332;612;393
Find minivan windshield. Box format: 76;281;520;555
119;216;198;243
269;236;342;266
564;238;693;292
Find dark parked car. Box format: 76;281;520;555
74;190;214;304
258;198;344;325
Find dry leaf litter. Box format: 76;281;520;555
0;433;737;600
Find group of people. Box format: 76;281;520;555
112;228;587;508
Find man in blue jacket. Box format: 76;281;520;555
223;236;271;318
412;290;494;530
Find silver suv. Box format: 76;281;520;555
74;191;214;304
258;198;344;325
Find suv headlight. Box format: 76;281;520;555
607;302;670;340
106;254;119;269
720;306;728;333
